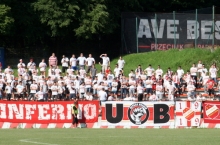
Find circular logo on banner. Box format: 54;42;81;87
128;103;149;125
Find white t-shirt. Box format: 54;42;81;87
27;62;36;71
77;57;86;65
16;85;24;94
98;90;107;101
30;84;38;93
117;59;125;69
51;85;58;95
86;57;95;66
61;57;69;67
70;57;77;66
155;69;163;78
209;68;217;78
5;86;12;94
145;67;154;76
177;69;184;78
39;62;47;71
102;57;110;65
36;91;44;100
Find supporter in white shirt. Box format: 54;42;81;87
69;54;78;71
187;81;196;100
98;88;107;102
128;70;136;80
156;82;164;100
129;76;136;96
27;58;36;74
16;81;25;100
35;87;44;101
86;54;95;73
39;59;47;76
117;56;125;69
61;55;69;74
209;64;217;83
5;83;12;100
96;70;104;84
51;82;58;101
149;93;158;101
28;80;38;101
99;53;110;73
155;65;163;79
114;64;121;78
107;70;114;87
77;53;86;69
144;64;155;77
4;65;13;74
85;92;93;101
177;66;184;81
17;59;25;68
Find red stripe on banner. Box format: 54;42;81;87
101;126;108;128
160;126;169;129
115;126;124;128
25;123;34;128
40;124;48;128
10;123;19;128
56;123;64;128
149;107;154;121
186;101;191;127
130;126;139;128
86;123;95;128
146;126;154;128
138;45;151;48
0;122;3;128
176;112;183;116
207;123;217;128
195;112;201;115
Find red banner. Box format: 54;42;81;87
203;101;220;123
0;101;99;123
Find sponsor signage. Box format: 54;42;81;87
122;13;220;53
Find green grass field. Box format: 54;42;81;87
0;129;220;145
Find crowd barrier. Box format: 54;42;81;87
0;101;220;129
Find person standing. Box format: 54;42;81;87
28;80;38;101
39;59;47;76
17;59;26;68
27;58;36;76
90;65;97;80
48;53;57;67
77;53;86;69
98;88;107;105
86;54;95;73
61;55;69;74
117;56;125;70
72;101;78;127
70;54;78;73
99;53;110;73
35;87;44;102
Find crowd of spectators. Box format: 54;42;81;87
0;52;219;102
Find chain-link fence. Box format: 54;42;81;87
121;6;220;54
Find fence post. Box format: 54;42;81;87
155;13;157;50
136;17;139;53
212;5;215;50
173;11;176;49
195;9;197;49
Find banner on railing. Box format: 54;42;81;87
0;101;99;123
175;101;201;127
203;101;220;123
101;101;175;126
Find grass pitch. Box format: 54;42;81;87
0;129;220;145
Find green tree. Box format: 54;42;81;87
0;4;14;35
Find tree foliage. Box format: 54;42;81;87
0;4;14;35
